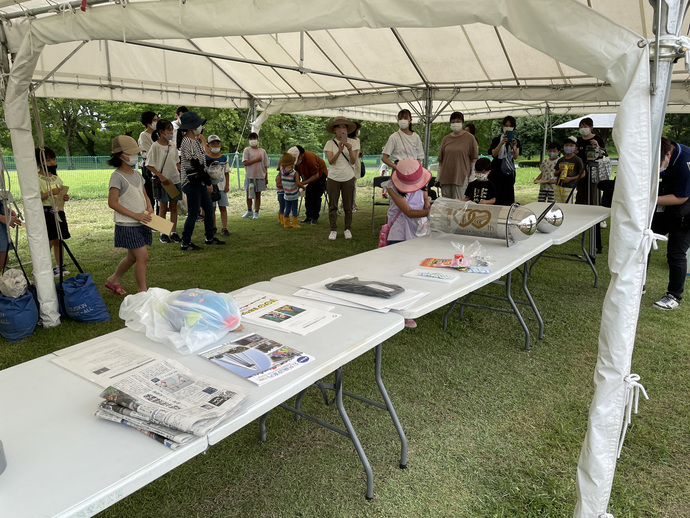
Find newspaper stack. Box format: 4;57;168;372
94;359;247;449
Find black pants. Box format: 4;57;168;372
488;169;515;205
651;210;690;299
305;175;327;221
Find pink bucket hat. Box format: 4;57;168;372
392;158;432;193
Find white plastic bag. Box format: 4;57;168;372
0;269;28;298
120;287;242;354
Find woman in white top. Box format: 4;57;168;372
138;111;158;210
381;109;425;171
324;116;360;241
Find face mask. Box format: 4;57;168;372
249;140;259;147
356;130;360;137
503;126;514;134
475;173;489;181
150;121;158;130
46;165;58;175
398;120;410;130
450;123;463;132
548;152;559;159
579;127;591;137
210;146;221;153
122;155;138;167
164;132;174;141
193;125;203;136
564;146;576;154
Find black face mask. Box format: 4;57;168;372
46;165;58;175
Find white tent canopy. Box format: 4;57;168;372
1;1;686;517
554;113;618;129
1;0;689;120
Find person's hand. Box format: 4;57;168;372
137;212;152;223
500;134;508;145
224;185;229;193
590;139;599;147
161;177;171;185
338;142;345;153
51;187;61;195
424;198;431;211
9;214;22;227
63;194;69;201
344;142;352;151
206;185;213;194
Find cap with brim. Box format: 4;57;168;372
112;135;142;155
287;146;300;163
326;116;356;134
179;111;206;130
392;158;432;193
207;134;221;143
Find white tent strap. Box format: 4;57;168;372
640;228;668;287
616;373;650;459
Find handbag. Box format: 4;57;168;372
55;241;110;322
378;210;402;248
210;184;222;202
501;154;516;175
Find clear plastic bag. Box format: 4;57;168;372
119;287;242;354
451;240;493;267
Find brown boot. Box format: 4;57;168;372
278;213;283;224
283;216;293;228
291;217;301;228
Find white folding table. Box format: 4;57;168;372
272;232;554;349
0;281;405;516
525;202;611;287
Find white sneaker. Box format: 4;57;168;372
242;210;253;218
328;231;337;241
252;212;259;219
344;229;352;239
654;294;680;310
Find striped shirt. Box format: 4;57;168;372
281;168;299;201
179;136;209;187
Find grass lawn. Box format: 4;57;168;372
1;167;688;517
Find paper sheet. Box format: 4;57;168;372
144;213;174;234
162;182;180;198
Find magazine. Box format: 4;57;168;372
200;333;313;386
234;288;340;335
420;257;471;268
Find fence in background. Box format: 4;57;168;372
0;154;440;201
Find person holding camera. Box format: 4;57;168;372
324;116;359;240
177;111;225;250
488;115;521;205
650;137;690;310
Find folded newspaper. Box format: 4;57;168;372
94;358;247;448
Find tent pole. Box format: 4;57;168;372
423;87;432;168
541;104;550;162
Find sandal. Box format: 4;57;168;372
105;282;127;296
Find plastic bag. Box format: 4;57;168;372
57;273;111;322
119;287;242;354
325;277;405;298
0;291;38;341
452;240;493;267
0;269;28;298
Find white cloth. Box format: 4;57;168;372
324;138;360;182
382;130;424;162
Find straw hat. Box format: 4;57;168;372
281;152;295;167
326;116;356;134
392;158;432;193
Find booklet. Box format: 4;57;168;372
420;257;470;268
200;333;313;386
234;288;340;335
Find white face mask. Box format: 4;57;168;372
150;120;158;130
123;155;138;167
548;152;559;159
356;130;361;137
475;173;489;181
503;126;514;134
450;122;463;132
564;145;576;154
398;119;410;130
210;146;221;153
249;140;259;147
193;125;203;136
164;132;173;141
579;127;592;137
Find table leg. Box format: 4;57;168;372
581;232;599;288
374;344;407;468
520;262;544;340
504;272;531;350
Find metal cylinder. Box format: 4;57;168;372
536;204;564;233
428;198;537;247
